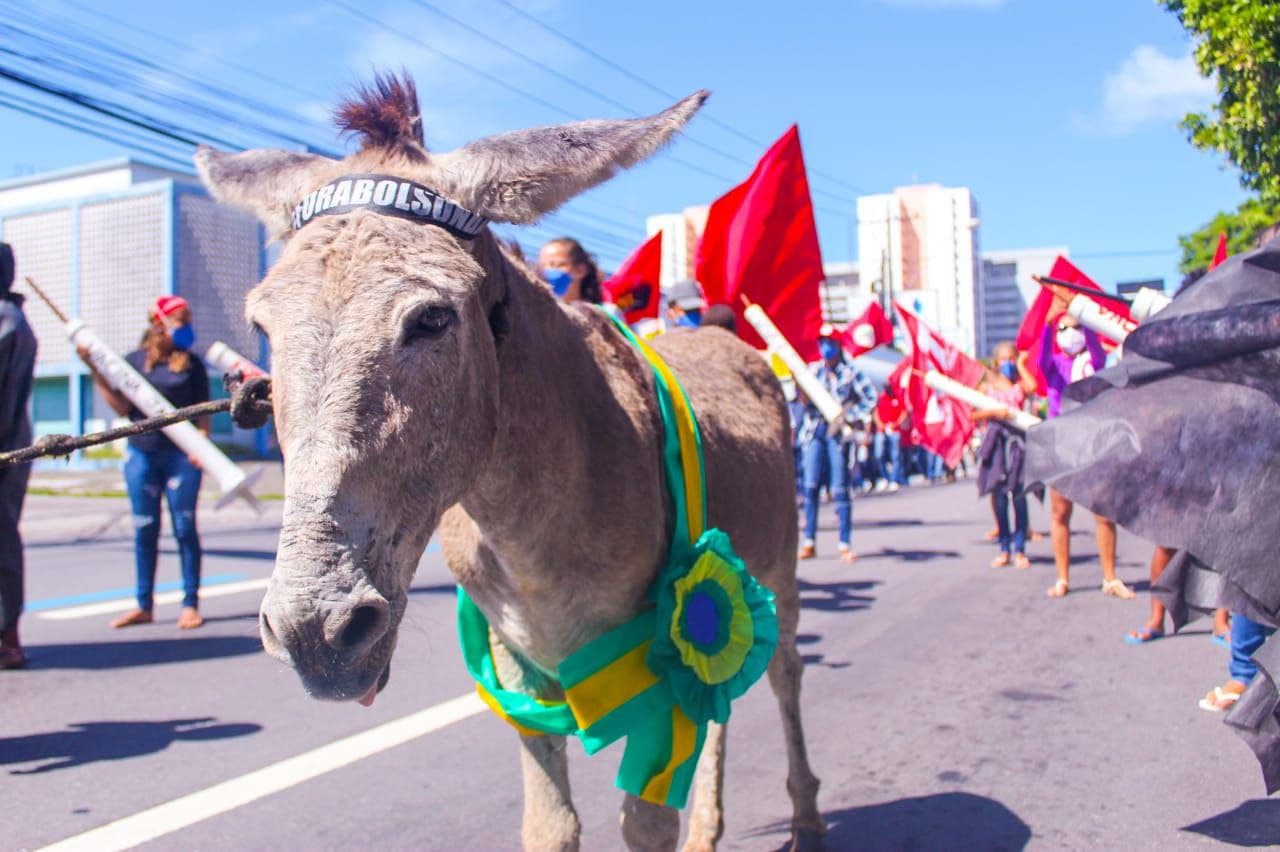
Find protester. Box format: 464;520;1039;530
537;237;603;304
1039;311;1133;599
797;323;878;563
974;342;1037;570
871;383;908;493
0;244;37;669
1198;613;1276;712
664;279;704;329
80;296;209;630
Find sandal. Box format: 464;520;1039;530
1013;553;1032;570
838;545;857;565
0;646;26;670
1198;684;1245;713
1211;631;1231;649
110;608;154;629
797;543;817;560
1124;626;1164;645
1046;579;1069;598
1101;579;1136;600
991;553;1011;568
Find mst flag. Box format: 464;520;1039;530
603;232;663;325
1015;256;1131;395
894;302;983;468
1025;238;1280;792
1212;231;1229;269
841;300;895;356
696;126;824;361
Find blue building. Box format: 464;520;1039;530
0;158;272;466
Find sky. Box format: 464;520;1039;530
0;0;1251;294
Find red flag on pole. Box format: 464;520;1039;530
840;301;894;357
893;302;982;469
696;125;824;361
1211;231;1229;269
603;232;663;325
1014;256;1130;395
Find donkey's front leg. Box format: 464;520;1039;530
682;721;726;851
620;794;679;851
519;733;580;851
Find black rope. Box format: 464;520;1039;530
0;373;273;466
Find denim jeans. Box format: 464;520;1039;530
874;431;906;485
124;446;203;610
1229;613;1276;684
992;490;1029;555
802;436;851;546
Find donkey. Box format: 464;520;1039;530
196;75;823;851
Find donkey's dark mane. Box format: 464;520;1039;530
334;72;426;160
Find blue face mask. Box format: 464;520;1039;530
541;267;573;298
169;324;195;350
818;339;840;360
999;361;1017;381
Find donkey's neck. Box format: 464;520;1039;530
452;244;670;661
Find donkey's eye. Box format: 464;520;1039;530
407;306;456;342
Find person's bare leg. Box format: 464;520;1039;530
1048;489;1072;596
1213;608;1231;639
1129;545;1173;640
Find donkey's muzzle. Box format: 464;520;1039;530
259;588;393;700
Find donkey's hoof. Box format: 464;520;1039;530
788;827;826;852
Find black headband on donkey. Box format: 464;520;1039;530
292;174;488;239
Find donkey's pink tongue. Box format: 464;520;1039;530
357;683;378;707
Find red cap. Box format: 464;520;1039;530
152;295;189;318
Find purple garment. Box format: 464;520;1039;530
1038;323;1105;418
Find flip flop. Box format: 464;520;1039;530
1211;632;1231;649
1124;627;1164;645
1198;686;1243;713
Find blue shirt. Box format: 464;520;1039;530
796;356;878;445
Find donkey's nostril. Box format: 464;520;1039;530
337;603;387;652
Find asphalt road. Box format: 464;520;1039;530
4;483;1278;850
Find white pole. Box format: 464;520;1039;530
69;321;262;512
205;341;267;380
741;303;847;429
923;370;1041;431
1129;287;1173;323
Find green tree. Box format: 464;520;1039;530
1160;1;1280;200
1177;197;1280;272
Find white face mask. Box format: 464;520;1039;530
1057;327;1086;356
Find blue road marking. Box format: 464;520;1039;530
27;573;250;612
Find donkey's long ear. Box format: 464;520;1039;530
195;146;337;239
436;91;708;224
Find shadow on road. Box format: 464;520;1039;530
189;547;277;560
1183;799;1280;847
798;579;878;614
748;792;1031;851
0;718;261;775
858;547;961;563
24;636;261;669
408;582;456;596
795;631;851;669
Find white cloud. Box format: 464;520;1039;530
875;0;1007;8
1078;45;1215;135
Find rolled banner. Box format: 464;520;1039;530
206;341;267;381
1129;287;1173;323
741;303;846;430
71;321;262;512
1067;297;1138;344
923;370;1041;432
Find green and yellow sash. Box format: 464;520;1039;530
456;316;778;808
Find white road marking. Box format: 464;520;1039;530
37;579;271;620
37;692;486;852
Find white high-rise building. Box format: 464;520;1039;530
978;246;1068;356
857;184;981;354
645;205;708;294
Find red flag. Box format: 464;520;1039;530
696;126;824;361
1211;231;1228;269
893;302;981;469
603;232;663;325
840;301;894;356
1014;256;1130;395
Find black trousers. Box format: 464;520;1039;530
0;461;29;631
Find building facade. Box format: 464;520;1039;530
0;158;270;465
857;184;981;354
977;246;1068;356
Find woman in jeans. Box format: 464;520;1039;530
974;343;1038;569
81;295;209;630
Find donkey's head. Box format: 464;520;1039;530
197;75;705;702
